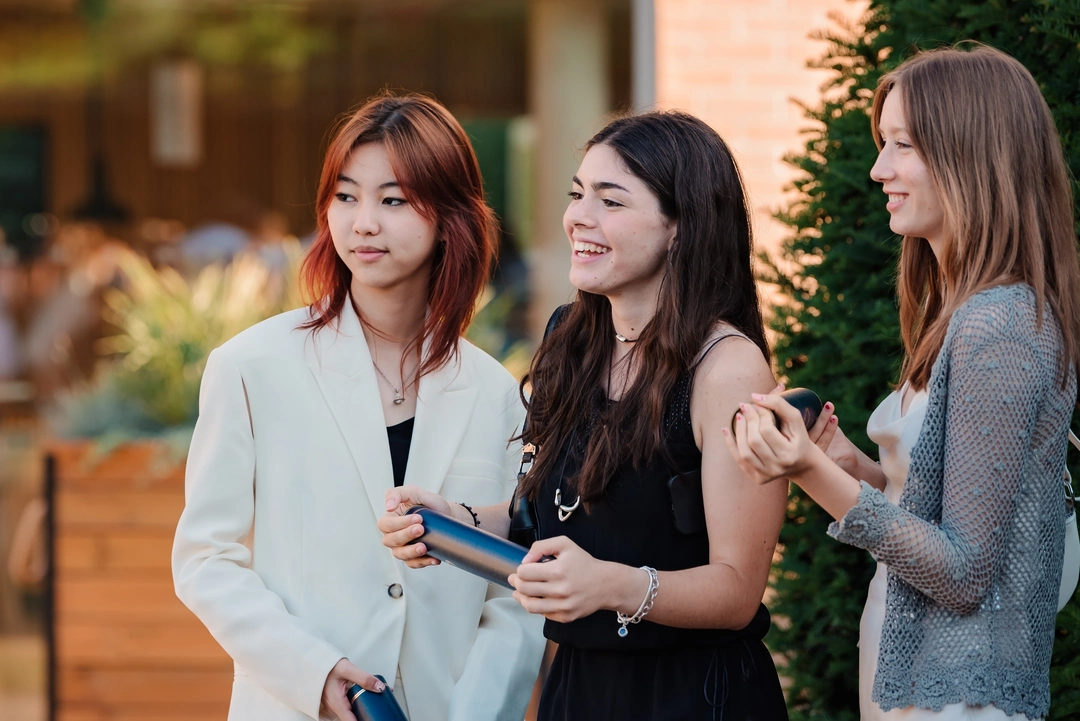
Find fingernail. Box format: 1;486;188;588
824;402;833;411
831;416;838;424
413;525;423;535
751;393;764;401
736;413;743;422
721;428;729;436
739;403;747;411
375;681;385;692
385;499;395;510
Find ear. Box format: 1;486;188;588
666;222;678;252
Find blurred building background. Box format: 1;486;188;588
0;0;862;719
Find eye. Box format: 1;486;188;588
601;198;623;208
334;192;355;203
567;190;583;201
894;140;912;149
383;197;407;207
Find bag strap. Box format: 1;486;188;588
517;304;573;481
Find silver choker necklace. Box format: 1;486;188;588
614;332;638;343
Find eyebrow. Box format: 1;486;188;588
337;174;399;190
572;175;631;193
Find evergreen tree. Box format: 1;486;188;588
766;2;1080;718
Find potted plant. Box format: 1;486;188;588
46;245;301;721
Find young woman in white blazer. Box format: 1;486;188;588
172;93;545;721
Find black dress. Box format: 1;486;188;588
533;367;788;721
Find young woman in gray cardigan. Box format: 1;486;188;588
726;45;1080;720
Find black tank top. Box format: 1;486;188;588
533;354;771;651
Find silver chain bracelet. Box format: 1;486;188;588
616;566;659;637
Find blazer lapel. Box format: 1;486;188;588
404;347;479;498
305;300;395;523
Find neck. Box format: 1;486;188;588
350;279;427;350
607;286;660;343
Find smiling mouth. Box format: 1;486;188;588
573;241;609;257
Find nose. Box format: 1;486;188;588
870;147;893;185
352;200;379;236
563;194;596;232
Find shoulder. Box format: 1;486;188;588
694;329;773;397
951;284;1035;331
947;284;1056;351
214;306;315;366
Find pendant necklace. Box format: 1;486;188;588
372;360;407;405
553;430;580;522
555;487;581;522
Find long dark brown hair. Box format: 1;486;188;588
299;92;497;380
520;111;769;502
872;45;1080;390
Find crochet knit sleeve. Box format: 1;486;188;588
829;305;1044;615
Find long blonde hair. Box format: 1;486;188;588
871;44;1080;389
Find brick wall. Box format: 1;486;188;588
654;0;868;258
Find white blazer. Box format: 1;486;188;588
172;301;545;721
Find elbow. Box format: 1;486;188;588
936;579;989;616
728;595;762;631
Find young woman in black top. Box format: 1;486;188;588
380;111;798;719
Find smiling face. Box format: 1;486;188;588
327;142;438;299
563;143;677;302
870;90;947;257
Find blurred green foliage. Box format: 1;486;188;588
0;1;332;91
764;1;1080;718
53;244;303;453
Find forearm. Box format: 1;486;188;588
602;560;764;631
790;445;863;521
448;500;511;539
853;448;887;491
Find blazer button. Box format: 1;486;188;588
387;583;404;599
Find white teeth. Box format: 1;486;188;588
889;194;905;203
573;241;609;254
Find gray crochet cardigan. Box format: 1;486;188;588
829;284;1075;719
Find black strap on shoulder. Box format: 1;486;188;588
692;330;748;370
509;304;572;529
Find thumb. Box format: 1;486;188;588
338;660;386;693
385;485;423;513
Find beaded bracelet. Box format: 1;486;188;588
457;502;480;528
615;566;659;637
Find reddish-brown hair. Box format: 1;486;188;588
872;45;1080;390
300;92;497;381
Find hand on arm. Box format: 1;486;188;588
723;390;863;520
806;400;887;490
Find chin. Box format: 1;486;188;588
568;273;605;296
